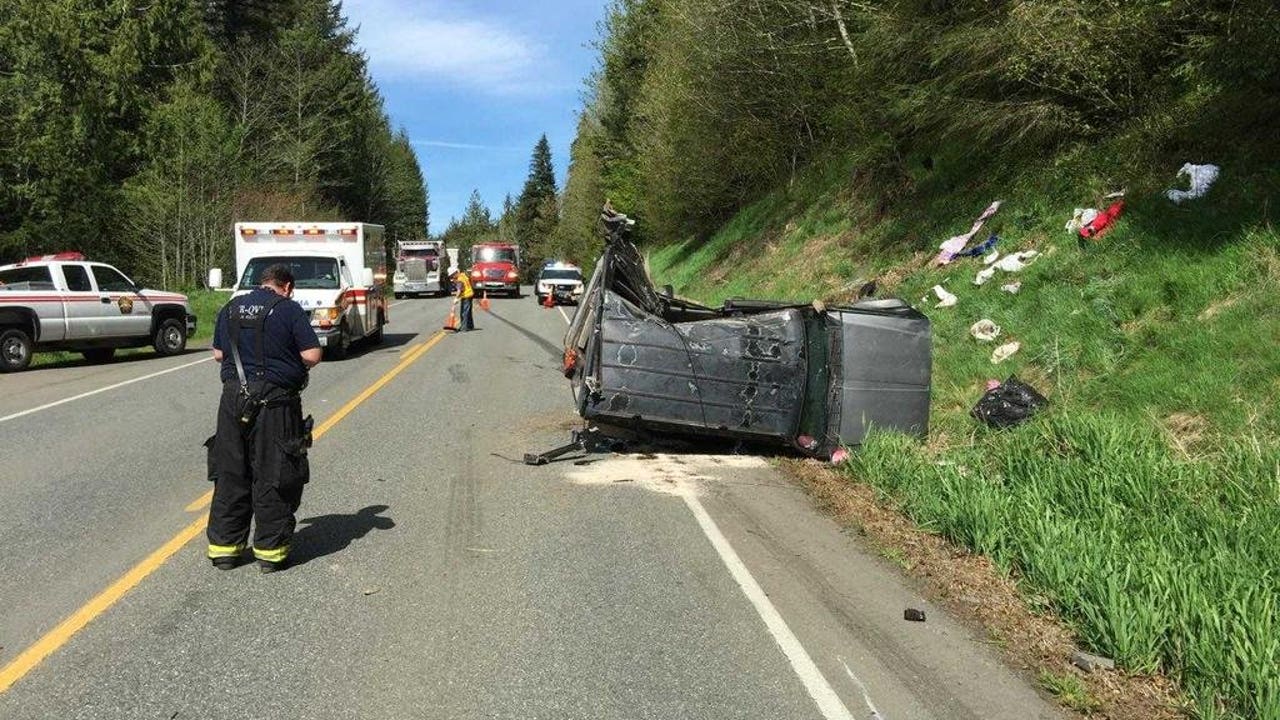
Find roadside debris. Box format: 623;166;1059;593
931;285;958;307
1065;208;1099;234
936;201;1002;264
991;341;1021;364
953;234;999;259
974;266;996;286
971;376;1047;429
1071;651;1116;673
362;587;381;596
1000;281;1022;294
830;447;850;464
903;608;927;622
1166;163;1220;204
969;319;1001;342
1080;200;1124;239
994;250;1039;272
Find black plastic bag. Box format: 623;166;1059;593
971;376;1047;429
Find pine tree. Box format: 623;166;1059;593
514;134;559;276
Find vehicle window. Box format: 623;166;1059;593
92;266;135;292
473;247;517;264
399;248;440;260
0;266;56;291
62;265;92;292
540;269;583;281
239;257;341;290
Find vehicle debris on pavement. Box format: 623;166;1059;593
556;205;933;460
970;376;1047;429
1166;163;1220;204
903;608;927;622
936;201;1001;265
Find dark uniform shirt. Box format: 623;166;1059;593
212;287;320;391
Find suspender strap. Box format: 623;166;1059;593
226;293;286;388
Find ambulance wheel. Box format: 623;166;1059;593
82;348;116;364
327;323;351;360
0;328;33;372
153;317;187;356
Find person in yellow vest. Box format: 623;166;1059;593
451;268;476;331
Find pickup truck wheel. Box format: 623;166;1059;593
153;317;187;356
0;328;33;373
82;348;116;364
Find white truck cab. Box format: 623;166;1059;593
0;252;196;372
220;223;388;360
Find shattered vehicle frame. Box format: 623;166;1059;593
560;209;932;458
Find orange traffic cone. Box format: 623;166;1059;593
543;292;555;309
443;306;458;331
479;292;491;313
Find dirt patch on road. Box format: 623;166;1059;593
782;458;1187;720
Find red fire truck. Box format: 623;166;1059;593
468;242;521;297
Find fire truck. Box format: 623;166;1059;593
219;222;388;360
468;242;521;297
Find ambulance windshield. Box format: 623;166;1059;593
240;257;341;290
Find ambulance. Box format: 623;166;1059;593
217;222;388;359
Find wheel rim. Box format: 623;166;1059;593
164;325;182;350
3;337;27;364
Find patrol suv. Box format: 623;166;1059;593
534;262;585;306
0;252;197;372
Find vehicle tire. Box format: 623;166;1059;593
393;292;402;299
0;328;33;373
370;311;385;345
327;322;350;361
153;317;187;356
82;348;116;364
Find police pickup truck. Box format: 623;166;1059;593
0;252;196;372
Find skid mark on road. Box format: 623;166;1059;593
0;356;212;425
0;331;447;694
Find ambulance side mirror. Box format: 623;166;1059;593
208;268;223;290
361;267;375;287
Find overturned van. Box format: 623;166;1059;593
562;209;932;457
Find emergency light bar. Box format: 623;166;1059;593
19;251;86;264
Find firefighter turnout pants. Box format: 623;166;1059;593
207;380;311;563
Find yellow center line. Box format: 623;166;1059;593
0;329;447;694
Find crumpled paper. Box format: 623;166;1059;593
991;341;1021;364
970;319;1001;342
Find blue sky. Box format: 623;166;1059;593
341;0;608;233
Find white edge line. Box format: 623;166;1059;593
0;356;213;424
682;493;855;720
838;656;885;719
557;306;571;325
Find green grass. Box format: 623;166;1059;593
650;143;1280;718
1040;670;1102;713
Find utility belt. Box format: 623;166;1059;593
232;380;302;430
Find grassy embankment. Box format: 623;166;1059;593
31;289;228;368
649;144;1279;719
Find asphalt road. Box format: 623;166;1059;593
0;291;1064;720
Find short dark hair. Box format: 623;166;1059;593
259;264;295;287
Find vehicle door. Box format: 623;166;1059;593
337;258;363;335
58;264;103;340
0;266;67;341
90;264;151;337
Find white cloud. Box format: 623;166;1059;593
343;0;555;94
411;139;521;151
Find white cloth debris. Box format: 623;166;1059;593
937;201;1001;264
931;285;957;308
983;250;1000;265
1166;163;1220;204
1001;281;1022;294
1065;208;1099;233
970;319;1001;341
995;250;1039;272
974;267;997;286
991;341;1021;364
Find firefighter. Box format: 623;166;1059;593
452;268;476;332
206;264;322;573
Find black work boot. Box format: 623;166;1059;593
211;556;240;571
257;559;287;574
